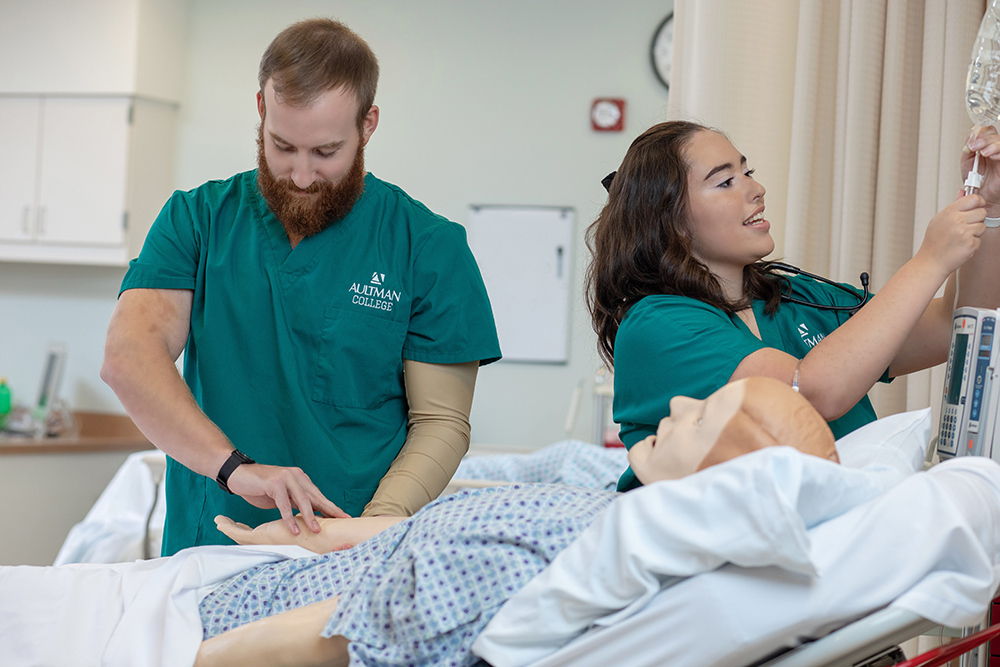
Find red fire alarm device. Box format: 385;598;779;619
591;98;625;132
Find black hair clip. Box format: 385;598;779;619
601;171;616;192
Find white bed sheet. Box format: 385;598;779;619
0;543;311;667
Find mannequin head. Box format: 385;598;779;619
627;377;838;485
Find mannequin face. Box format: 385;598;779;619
627;377;838;485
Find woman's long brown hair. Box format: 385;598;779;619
585;121;785;368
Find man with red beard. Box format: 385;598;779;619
101;18;501;556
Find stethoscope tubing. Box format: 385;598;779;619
764;261;871;316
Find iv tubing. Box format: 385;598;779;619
965;125;984;196
966;151;983;195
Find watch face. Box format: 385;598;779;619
651;12;674;90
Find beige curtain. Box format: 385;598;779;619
670;0;985;418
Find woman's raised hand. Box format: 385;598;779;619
966;125;1000;214
914;193;987;279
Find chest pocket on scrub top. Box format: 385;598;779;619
313;307;407;409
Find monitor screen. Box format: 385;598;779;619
947;334;969;405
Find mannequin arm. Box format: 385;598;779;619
215;514;404;554
194;597;349;667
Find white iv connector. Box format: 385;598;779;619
966;168;984;192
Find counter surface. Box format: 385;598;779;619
0;411;152;454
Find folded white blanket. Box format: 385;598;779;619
474;411;1000;667
472;445;899;666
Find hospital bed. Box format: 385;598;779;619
22;409;1000;667
55;439;628;566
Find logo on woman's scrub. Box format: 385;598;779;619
349;271;402;312
797;322;824;348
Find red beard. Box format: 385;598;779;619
256;125;366;240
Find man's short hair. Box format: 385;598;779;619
258;18;379;128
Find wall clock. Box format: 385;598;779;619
651;12;674;90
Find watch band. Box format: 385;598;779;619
985;216;1000;228
216;449;255;494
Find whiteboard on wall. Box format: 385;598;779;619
466;205;573;363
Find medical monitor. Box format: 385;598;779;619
938;308;999;460
938;310;986;459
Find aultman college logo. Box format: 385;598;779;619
797;322;824;349
348;270;402;312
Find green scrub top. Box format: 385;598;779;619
122;171;501;555
614;273;886;492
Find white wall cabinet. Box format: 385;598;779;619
0;95;176;266
0;98;38;244
0;0;186;266
0;98;129;247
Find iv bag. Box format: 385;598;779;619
967;0;1000;128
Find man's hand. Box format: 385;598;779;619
225;463;350;536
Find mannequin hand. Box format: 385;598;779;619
214;514;337;553
215;514;405;554
225;463;350;537
915;193;987;278
965;126;1000;215
215;515;297;547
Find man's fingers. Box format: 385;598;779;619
272;490;300;536
231;464;352;527
317;500;351;519
290;473;351;521
290;492;321;533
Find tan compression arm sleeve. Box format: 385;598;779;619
362;359;478;517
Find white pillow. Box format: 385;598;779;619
835;408;931;481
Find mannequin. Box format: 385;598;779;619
195;377;838;667
627;376;838;485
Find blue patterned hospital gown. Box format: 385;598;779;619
453;440;629;491
199;484;615;666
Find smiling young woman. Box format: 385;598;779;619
586;120;1000;492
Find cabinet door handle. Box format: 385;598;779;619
36;206;46;236
21;206;31;234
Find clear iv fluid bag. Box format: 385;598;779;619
968;0;1000;127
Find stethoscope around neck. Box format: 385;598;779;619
765;261;871;317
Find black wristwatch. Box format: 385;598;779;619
216;449;255;494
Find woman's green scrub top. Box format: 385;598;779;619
613;274;887;492
122;171;501;555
